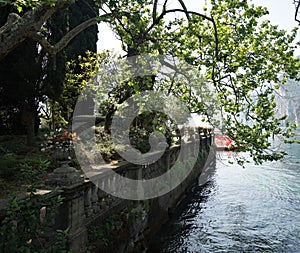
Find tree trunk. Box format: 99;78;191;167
104;108;116;134
21;102;36;146
26;115;35;146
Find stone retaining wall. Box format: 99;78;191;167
0;127;215;253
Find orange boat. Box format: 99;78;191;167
214;135;237;151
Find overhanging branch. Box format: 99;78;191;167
29;16;99;56
294;0;300;24
0;1;72;60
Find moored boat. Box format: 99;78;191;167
214;135;238;151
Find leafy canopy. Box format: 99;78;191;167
0;0;59;12
2;0;300;164
93;0;300;164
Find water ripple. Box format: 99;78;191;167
148;148;300;253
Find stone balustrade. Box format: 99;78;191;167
0;127;214;253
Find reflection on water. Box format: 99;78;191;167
148;144;300;253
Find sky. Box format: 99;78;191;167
253;0;298;30
97;0;300;53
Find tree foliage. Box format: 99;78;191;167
69;0;300;164
0;0;98;141
1;0;300;163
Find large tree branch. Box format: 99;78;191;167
294;0;300;24
146;9;214;36
177;0;191;21
145;7;219;66
0;0;73;60
29;16;100;55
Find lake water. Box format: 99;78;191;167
148;143;300;252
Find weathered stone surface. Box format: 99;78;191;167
45;162;83;187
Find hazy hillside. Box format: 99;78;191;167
276;79;300;126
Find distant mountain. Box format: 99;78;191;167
276;79;300;126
